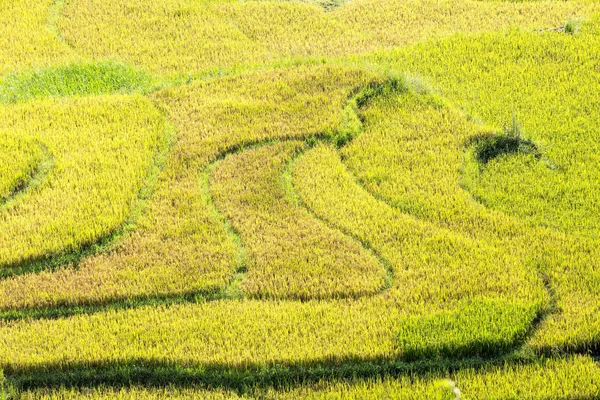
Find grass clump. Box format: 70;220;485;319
564;19;583;34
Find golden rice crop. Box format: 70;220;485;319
58;0;600;75
210;141;387;300
2;0;600;397
0;95;163;275
0;134;43;202
0;66;377;310
0;0;77;77
0;72;543;385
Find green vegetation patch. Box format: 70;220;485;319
397;299;538;360
469;117;541;165
0;61;158;103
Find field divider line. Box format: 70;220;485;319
281;143;395;295
0;136;345;321
0;108;176;280
46;0;78;55
335;87;569;359
199;162;248;301
0;143;53;212
5;350;584;394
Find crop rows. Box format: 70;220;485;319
57;0;600;75
1;0;600;398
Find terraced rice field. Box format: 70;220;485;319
1;0;600;398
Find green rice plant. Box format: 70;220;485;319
0;61;160;104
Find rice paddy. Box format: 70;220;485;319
1;0;600;398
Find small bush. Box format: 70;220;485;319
472;115;541;164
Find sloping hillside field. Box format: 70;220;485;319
1;0;600;398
